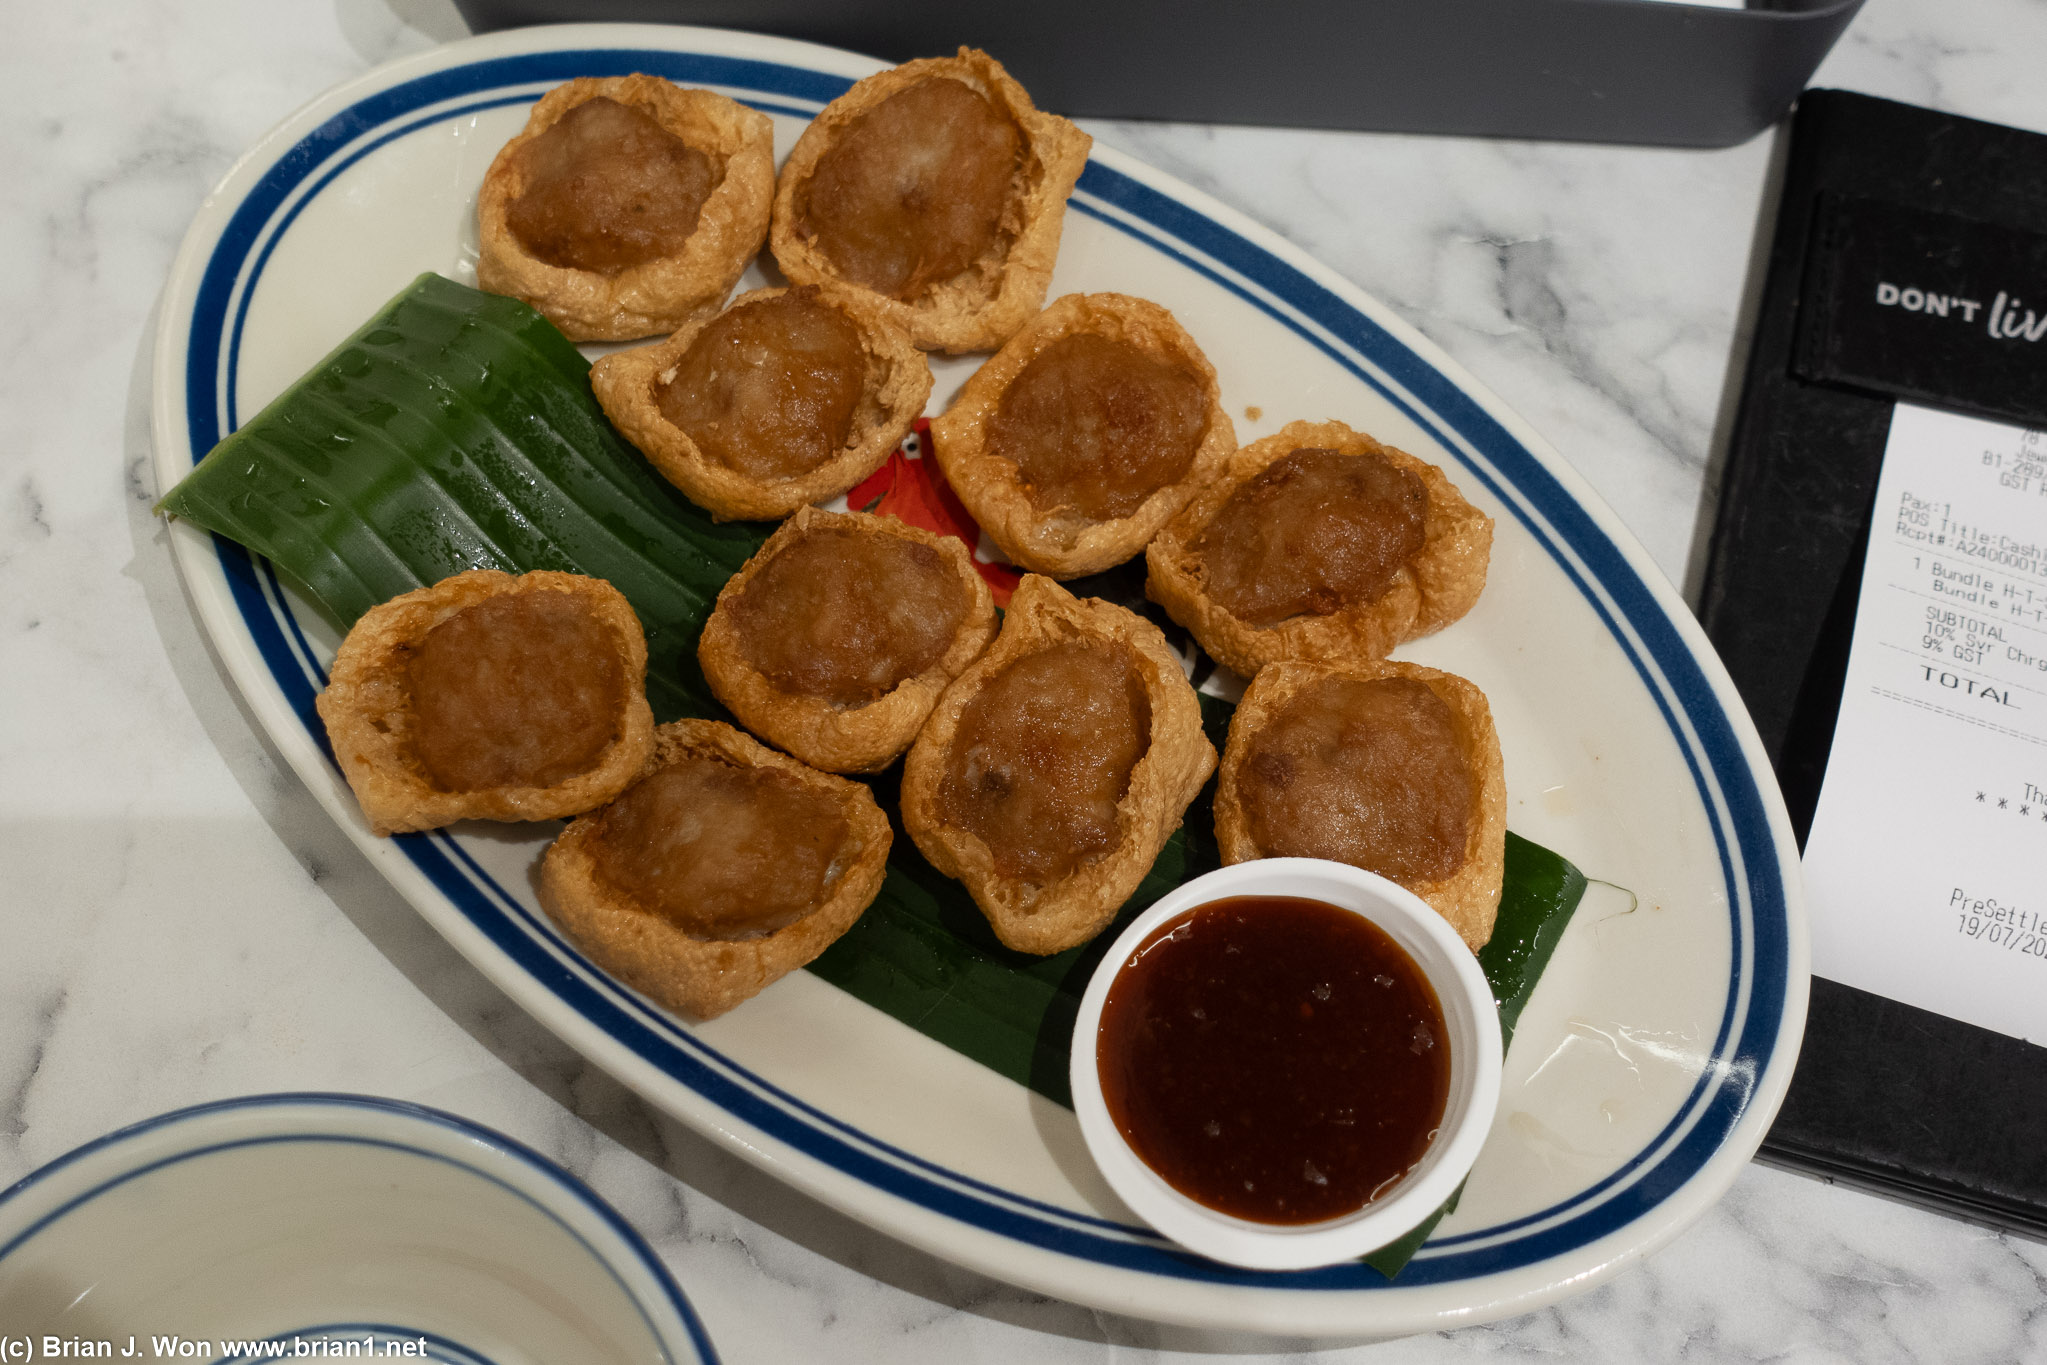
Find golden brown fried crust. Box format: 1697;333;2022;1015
1145;419;1493;679
929;292;1237;578
315;570;654;836
769;48;1092;354
697;508;997;772
539;720;892;1019
590;284;932;522
477;75;774;342
900;575;1216;954
1213;659;1506;951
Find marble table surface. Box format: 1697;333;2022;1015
5;0;2046;1357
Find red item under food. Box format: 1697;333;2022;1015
847;419;1023;606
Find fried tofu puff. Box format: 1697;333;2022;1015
1146;420;1492;679
591;284;931;522
477;75;774;342
1214;660;1506;951
699;508;996;773
901;576;1215;954
930;293;1236;578
541;720;891;1019
316;570;654;836
769;48;1091;354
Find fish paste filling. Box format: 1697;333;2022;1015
1195;447;1428;628
593;753;850;941
986;332;1209;522
798;77;1022;301
1239;676;1473;885
940;641;1151;885
655;289;868;480
506;96;717;274
732;526;971;706
408;591;625;792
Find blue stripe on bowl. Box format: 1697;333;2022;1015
172;46;1793;1295
0;1093;719;1365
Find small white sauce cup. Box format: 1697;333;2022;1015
1070;857;1504;1271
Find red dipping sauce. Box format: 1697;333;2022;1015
1096;895;1451;1225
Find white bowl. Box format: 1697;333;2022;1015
1069;858;1504;1271
0;1093;718;1363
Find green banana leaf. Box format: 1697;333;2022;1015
161;273;1588;1277
161;272;764;719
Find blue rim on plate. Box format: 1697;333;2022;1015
152;26;1805;1331
0;1092;721;1364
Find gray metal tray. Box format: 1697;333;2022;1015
449;0;1865;146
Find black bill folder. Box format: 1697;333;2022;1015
1700;89;2047;1238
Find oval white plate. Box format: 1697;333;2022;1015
149;23;1807;1336
0;1093;718;1362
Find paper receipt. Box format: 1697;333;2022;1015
1802;402;2047;1044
